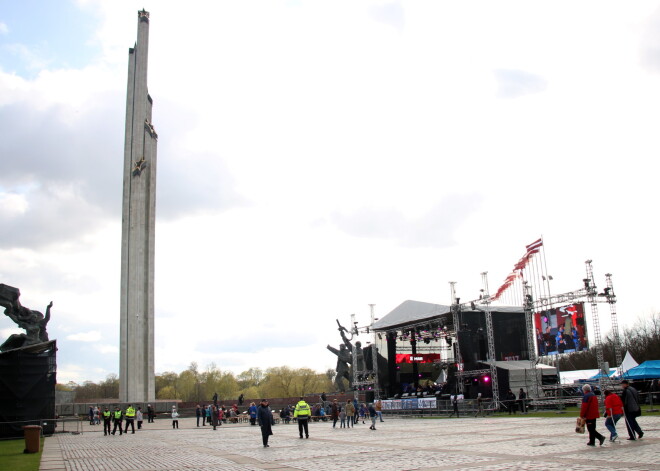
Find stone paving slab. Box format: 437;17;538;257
40;415;659;470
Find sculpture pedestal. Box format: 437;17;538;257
0;340;56;438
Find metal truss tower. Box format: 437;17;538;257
523;282;541;398
605;274;623;374
481;272;500;407
449;282;464;394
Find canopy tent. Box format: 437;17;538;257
622;360;660;380
620;351;639;376
559;369;599;384
588;369;617;380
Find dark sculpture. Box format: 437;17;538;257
327;319;368;392
0;284;52;352
327;342;352;392
340;327;366;373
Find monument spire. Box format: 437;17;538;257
119;9;157;403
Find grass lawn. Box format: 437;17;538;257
0;437;43;471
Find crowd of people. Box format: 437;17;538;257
83;380;650;449
86;394;384;447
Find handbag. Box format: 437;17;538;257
575;417;585;434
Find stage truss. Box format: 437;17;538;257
453;259;624;406
345;252;623;407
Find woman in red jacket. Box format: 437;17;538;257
580;384;605;447
603;389;624;442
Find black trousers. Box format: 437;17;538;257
586;418;605;445
112;420;123;435
124;418;135;433
624;412;643;438
103;419;111;435
298;418;309;437
261;427;270;445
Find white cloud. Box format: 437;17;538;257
0;22;8;35
67;331;102;342
2;0;660;385
95;344;119;355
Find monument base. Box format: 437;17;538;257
0;340;56;438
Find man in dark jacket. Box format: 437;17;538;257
331;399;339;428
621;380;644;440
257;399;274;447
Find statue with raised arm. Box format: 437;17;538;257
339;321;366;373
0;284;53;351
326;343;352;392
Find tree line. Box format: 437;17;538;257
61;363;335;403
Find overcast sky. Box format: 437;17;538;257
1;0;660;384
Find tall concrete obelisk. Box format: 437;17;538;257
119;9;157;403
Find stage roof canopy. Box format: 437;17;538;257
373;300;525;332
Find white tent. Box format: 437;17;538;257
559;369;599;384
619;351;639;376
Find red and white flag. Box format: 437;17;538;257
525;238;543;254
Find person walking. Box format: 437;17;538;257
102;406;112;436
147;404;155;423
368;403;377;430
248;402;258;426
257;399;274;447
375;399;384;422
171;406;180;429
345;400;355;427
474;393;484;417
124;404;136;434
449;395;459;418
603;390;624;442
210;404;218;430
518;388;527;414
294;396;312;438
88;406;94;425
620;380;644;440
136;407;143;430
505;389;517;415
196;404;202;427
359;403;367;424
111;406;123;435
331;399;339;428
580;384;605;447
339;405;346;428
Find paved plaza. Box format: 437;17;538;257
39;415;659;471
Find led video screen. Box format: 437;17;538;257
533;302;588;356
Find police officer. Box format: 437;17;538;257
102;406;112;436
294;396;311;439
124;404;136;434
111;406;123;435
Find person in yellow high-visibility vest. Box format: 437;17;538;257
111;407;123;435
294;397;311;439
124;404;136;434
102;406;112;436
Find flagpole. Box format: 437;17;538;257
541;235;552;298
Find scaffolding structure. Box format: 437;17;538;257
523;260;624;399
349;306;381;400
343;246;623;407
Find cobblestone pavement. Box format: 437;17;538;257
40;415;660;471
